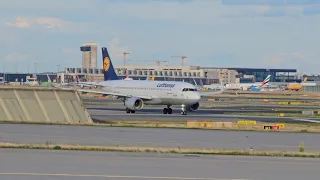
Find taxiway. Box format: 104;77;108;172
0;149;319;180
1;124;320;151
87;105;320;123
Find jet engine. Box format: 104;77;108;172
187;102;200;112
124;97;144;110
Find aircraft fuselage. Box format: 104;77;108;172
97;80;201;106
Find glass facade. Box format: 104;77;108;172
228;68;297;83
0;73;56;83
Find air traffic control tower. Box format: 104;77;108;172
80;42;97;69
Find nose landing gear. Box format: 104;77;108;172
181;104;187;115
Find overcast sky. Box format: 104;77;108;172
1;0;319;74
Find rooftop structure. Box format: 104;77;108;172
80;42;97;69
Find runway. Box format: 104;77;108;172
1;124;320;151
0;149;319;180
87;105;320;123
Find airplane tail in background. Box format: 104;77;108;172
260;75;271;87
250;85;261;91
76;75;80;83
102;47;119;81
47;74;52;83
303;77;307;83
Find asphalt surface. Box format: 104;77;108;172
86;103;320;110
1;124;320;151
82;96;320;102
0;149;319;180
87;104;320;123
82;98;320;107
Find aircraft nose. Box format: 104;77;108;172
194;93;201;100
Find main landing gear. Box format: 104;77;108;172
126;108;135;113
162;105;188;115
163;105;173;114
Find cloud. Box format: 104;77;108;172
4;16;105;35
6;16;30;28
34;17;69;29
102;0;310;22
0;0;319;73
265;52;306;66
7;16;69;29
260;52;320;73
221;0;319;6
3;53;26;62
0;0;103;11
107;38;130;61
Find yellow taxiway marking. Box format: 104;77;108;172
0;172;249;180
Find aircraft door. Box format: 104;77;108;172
173;92;178;97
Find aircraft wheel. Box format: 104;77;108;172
181;111;187;115
126;108;131;113
168;108;172;114
130;110;135;113
163;108;168;114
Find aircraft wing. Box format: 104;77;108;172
76;89;153;100
69;82;101;86
199;88;225;97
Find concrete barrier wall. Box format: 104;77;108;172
0;87;93;123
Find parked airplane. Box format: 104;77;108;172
249;75;271;91
76;47;224;115
285;77;307;91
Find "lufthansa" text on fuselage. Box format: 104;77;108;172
156;83;175;88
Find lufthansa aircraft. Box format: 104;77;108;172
76;47;224;115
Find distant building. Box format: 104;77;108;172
201;67;297;83
0;73;56;84
80;42;97;69
62;66;298;85
63;65;209;85
302;74;320;82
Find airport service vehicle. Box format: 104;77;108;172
76;47;224;115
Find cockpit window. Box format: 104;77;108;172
182;88;198;91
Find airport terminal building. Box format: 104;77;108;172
0;65;298;86
59;66;298;85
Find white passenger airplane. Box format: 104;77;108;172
76;47;224;115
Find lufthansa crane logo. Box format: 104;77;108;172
103;57;110;71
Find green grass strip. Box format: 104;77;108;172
0;142;318;158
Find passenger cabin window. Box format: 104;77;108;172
182;88;198;91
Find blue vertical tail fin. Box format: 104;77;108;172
102;47;119;81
